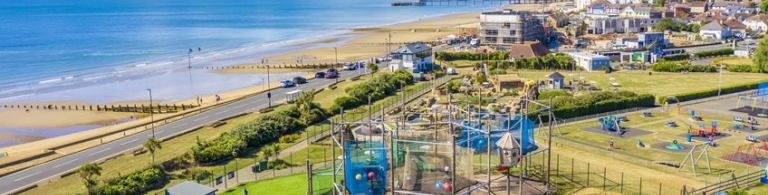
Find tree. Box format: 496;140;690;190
270;144;282;161
752;37;768;73
78;162;102;195
748;2;757;8
262;146;274;165
652;0;664;7
654;18;683;32
367;63;378;77
143;138;162;164
761;1;768;13
577;21;588;37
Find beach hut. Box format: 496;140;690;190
546;72;565;90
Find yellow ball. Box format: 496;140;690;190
355;174;362;180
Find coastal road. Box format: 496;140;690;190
0;63;388;194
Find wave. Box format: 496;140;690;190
0;93;36;102
38;75;75;84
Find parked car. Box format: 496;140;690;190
325;68;338;79
279;80;295;88
343;63;356;70
446;68;457;75
292;76;307;84
314;72;326;78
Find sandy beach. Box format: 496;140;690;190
0;4;559;170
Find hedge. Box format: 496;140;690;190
548;94;656;119
436;51;509;61
652;61;717;72
96;165;167;195
469;53;575;70
693;48;733;58
727;64;758;73
657;80;767;104
659;53;689;61
330;69;415;113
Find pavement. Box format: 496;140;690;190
0;62;390;194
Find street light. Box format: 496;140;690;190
718;63;723;98
267;65;272;107
334;47;338;65
147;89;155;138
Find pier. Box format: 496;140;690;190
391;0;566;6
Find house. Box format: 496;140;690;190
548;12;570;27
687;2;711;14
709;2;740;11
545;72;565;89
668;4;692;18
566;52;611;72
479;10;546;45
388;43;432;72
744;14;768;32
690;10;729;23
508;42;551;59
588;18;649;34
166;181;217;195
494;74;524;92
721;18;747;34
587;3;631;18
699;21;732;40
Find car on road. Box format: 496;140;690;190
446;68;457;75
325;68;338;79
292;76;307;84
314;72;326;78
279;80;295;88
343;63;357;70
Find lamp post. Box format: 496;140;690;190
718;63;723;98
147;89;155;138
267;65;272;107
334;47;338;66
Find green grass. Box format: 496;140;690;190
718;57;754;65
219;173;335;195
515;70;768;98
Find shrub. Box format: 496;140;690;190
659;53;689;61
96;165;167;195
693;48;733;58
279;134;301;144
537;93;655;120
728;64;757;73
436;51;510;61
539;90;571;100
488;69;507;75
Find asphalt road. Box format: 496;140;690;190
0;63;385;194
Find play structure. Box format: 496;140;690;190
642;112;653;118
677;144;712;176
666;121;678;127
637;140;646;148
598;116;625;136
692;121;721;137
690;110;703;121
722;142;768;166
666;140;684;150
734;116;759;130
314;94;554;195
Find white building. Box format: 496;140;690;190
566;52;611;72
744;14;768;33
699;21;732;41
388;43;432;72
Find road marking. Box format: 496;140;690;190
233;104;247;109
89;147;111;156
193;117;206;122
120;139;140;146
14;172;40;182
53;159;78;168
215;110;229;115
157;130;165;134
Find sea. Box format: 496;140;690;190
0;0;500;147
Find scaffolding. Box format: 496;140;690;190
323;93;556;195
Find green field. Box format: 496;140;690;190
219;173;336;195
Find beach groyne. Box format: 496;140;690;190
2;104;199;114
391;0;566;6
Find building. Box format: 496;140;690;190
508;42;551;60
567;52;611;72
744;14;768;32
547;12;570;28
721;18;747;35
480;10;545;45
494;74;524;92
588;18;649;34
687;2;711;14
699;21;732;40
545;72;565;89
165;181;217;195
388;43;432;72
637;32;665;48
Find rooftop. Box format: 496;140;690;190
567;52;612;60
392;43;431;54
166;181;217;195
508;42;551;59
482;9;541;15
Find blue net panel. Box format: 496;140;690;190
345;141;388;195
759;82;768;96
457;115;537;154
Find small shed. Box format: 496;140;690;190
165;181;217;195
546;72;565;89
496;132;520;167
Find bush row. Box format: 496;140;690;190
652;61;717;72
472;53;575;71
659;53;689;61
549;93;656;119
727;64;760;73
95;165;167;195
330;69;415;113
693;48;733;58
190;106;309;163
657;80;766;104
435;51;509;61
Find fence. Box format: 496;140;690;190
1;103;199;113
684;170;763;195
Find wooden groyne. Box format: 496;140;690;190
199;63;345;70
391;0;565;6
2;104;200;114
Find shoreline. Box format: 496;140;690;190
0;8;499;155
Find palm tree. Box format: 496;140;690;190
78;162;102;195
295;89;316;114
270;144;282;162
143;138;162;163
262;146;274;168
368;63;379;77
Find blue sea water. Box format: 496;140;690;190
0;0;499;104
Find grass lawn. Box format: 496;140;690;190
718;57;754;65
515;70;767;98
219;173;336;195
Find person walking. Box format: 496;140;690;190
607;139;614;150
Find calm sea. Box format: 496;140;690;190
0;0;498;104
